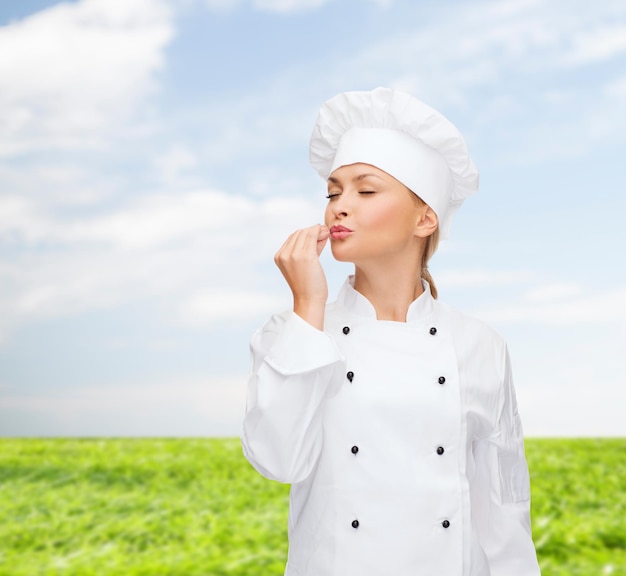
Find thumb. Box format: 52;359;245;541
316;225;330;256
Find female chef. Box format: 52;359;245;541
241;87;540;576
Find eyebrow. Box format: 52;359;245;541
327;173;385;185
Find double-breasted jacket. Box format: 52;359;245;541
242;277;540;576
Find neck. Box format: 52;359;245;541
353;259;424;322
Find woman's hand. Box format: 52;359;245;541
274;224;330;330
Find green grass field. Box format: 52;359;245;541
0;438;624;575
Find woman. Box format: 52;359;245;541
242;87;540;576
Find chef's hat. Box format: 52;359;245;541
309;87;479;238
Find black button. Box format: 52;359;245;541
347;371;354;382
342;326;350;335
351;519;360;529
436;446;444;455
442;520;450;528
429;327;437;335
438;376;446;385
351;445;359;455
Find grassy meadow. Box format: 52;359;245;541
0;438;624;575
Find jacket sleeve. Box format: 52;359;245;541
472;345;541;576
241;310;344;484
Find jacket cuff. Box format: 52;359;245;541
264;312;344;375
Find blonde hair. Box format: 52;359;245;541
420;227;440;299
411;191;441;299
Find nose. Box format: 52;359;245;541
331;195;350;219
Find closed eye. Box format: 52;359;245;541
326;192;341;199
359;190;376;194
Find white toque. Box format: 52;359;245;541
309;87;479;238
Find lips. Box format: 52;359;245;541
329;225;353;240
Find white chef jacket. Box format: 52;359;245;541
242;277;540;576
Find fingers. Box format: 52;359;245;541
275;225;326;264
292;226;318;254
273;225;329;309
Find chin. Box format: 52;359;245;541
330;245;355;263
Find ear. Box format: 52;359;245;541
414;205;439;238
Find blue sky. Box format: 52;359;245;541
1;0;625;437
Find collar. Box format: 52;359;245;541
335;275;435;323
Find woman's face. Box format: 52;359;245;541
324;163;429;266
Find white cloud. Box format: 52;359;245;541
605;75;626;98
479;286;626;324
0;0;174;157
586;74;626;142
0;189;318;342
2;0;625;441
151;0;626;184
67;191;254;249
204;0;243;11
0;196;48;244
179;290;285;326
518;381;626;436
0;190;317;249
511;318;626;436
525;283;582;301
253;0;333;11
562;23;626;65
437;269;534;287
205;0;390;12
155;144;199;187
0;376;248;436
296;0;626;162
